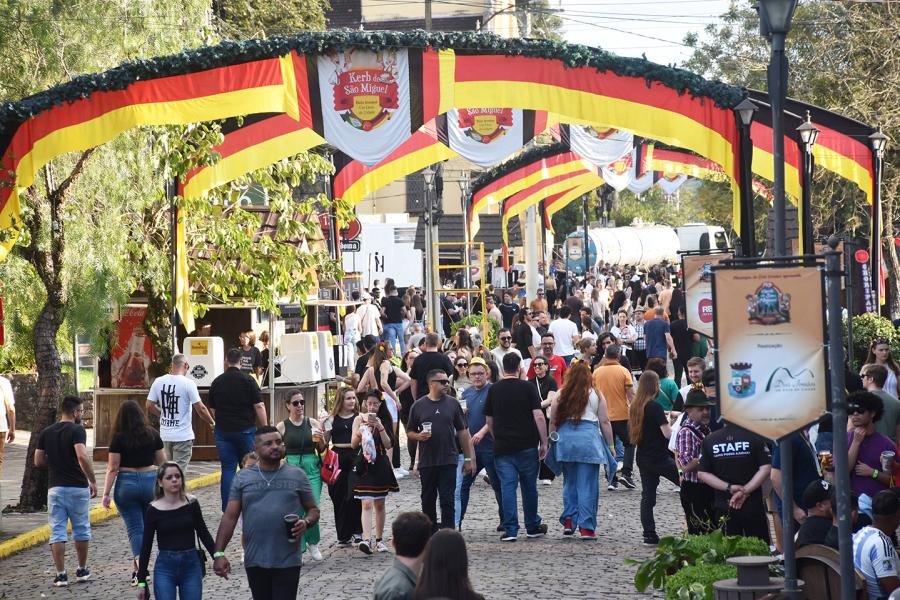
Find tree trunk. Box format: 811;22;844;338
143;279;173;379
16;301;64;510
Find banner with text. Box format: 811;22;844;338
683;252;732;339
712;264;828;440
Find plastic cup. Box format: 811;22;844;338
881;451;896;472
818;451;833;471
422;422;432;434
284;514;300;543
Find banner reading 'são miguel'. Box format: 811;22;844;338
682;252;732;339
712;264;828;440
440;108;536;168
317;49;413;166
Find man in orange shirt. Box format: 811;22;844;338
592;344;635;490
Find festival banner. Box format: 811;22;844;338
627;170;655;194
438;108;545;168
601;148;636;192
682;252;732;339
657;173;688;195
712;262;828;440
567;125;634;168
316;49;415;166
111;306;156;389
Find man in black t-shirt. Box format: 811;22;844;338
407;370;476;530
484;352;549;541
35;395;97;587
408;333;454;401
381;286;408;354
796;479;834;548
498;292;520;330
698;422;772;542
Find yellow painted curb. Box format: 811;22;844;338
0;471;222;561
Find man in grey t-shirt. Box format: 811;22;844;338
213;426;318;599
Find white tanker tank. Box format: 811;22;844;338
564;223;728;274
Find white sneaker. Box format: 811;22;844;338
397;467;410;476
540;479;553;486
308;544;324;561
393;468;405;480
376;539;390;553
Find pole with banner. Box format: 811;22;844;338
681;250;733;340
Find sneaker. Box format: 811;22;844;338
393;469;405;480
308;544;324;561
53;573;68;587
563;517;575;536
397;467;410;476
496;524;505;532
540;479;553;486
351;534;364;545
578;528;597;540
617;461;624;472
642;535;660;546
500;533;517;542
375;539;390;553
337;539;351;547
75;567;91;582
607;477;619;491
620;475;637;490
130;571;138;587
358;540;373;555
526;523;548;538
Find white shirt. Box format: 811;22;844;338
0;376;14;432
854;525;900;599
491;346;522;366
147;374;202;442
549;318;579;357
579;389;601;422
357;303;381;337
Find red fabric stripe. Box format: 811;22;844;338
290;51;313;129
504;171;586;212
750;122;801;171
533;110;548;136
654;148;723;172
472;151;582;205
812;122;873;172
543;188;574;210
421;48;441;122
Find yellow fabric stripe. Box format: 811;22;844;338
0;191;22;261
175;206;195;333
812;145;873;204
279;53;301;121
182;128;325;199
750;147;803;201
437;50;456;115
656;161;729;183
341;144;458;206
457;80;741;233
545;182;600;219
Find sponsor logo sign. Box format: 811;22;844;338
682;252;732;339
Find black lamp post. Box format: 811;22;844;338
870;128;889;309
423;164;440;332
796;111;820;254
758;0;799;258
735;98;758;257
458;171;472;291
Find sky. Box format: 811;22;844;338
556;0;734;66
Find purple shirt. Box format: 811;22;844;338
849;430;895;497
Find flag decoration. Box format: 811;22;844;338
565;124;634;168
627;170;655;194
601;149;636;192
657;173;688;196
174;204;195;334
436;109;547;168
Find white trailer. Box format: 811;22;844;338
341;223;423;288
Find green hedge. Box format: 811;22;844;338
665;564;737;600
844;312;900;371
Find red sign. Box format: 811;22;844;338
318;213;331;233
855;249;870;264
341;219;362;241
698;298;714;324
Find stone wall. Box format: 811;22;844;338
7;374;93;431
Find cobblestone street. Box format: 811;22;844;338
0;463;682;599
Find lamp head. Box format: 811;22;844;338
735;98;758;127
422;164;437;186
758;0;799;35
457;171;470;193
796;111;820;149
870;128;889;158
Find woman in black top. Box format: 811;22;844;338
530;357;559;483
137;462;215;600
323;388;363;545
101;399;165;585
628;371;678;545
399;349;421;467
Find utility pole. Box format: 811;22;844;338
424;0;432;30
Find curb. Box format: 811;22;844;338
0;470;222;561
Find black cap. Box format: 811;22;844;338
872;489;900;516
362;334;378;350
802;479;832;508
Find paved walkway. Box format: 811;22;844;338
0;443;682;598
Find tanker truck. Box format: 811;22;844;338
564;223;729;274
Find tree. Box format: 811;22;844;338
683;0;899;317
211;0;330;38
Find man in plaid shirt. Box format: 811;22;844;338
675;387;716;534
631;307;647;370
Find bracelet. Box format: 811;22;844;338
213;551;226;558
463;457;472;462
872;469;880;480
137;582;147;588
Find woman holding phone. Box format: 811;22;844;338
350;391;399;555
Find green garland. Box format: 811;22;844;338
0;30;745;136
470;142;570;195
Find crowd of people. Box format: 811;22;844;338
26;262;900;599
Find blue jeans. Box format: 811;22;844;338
383;322;406;354
214;427;256;511
153;549;203;600
114;471;156;556
560;461;600;531
454;454;464;528
460;451;503;523
48;486;91;544
494;447;541;537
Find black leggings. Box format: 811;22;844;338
246;566;301;600
636;455;680;538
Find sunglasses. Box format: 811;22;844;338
291;400;305;406
499;336;511;341
457;362;468;367
533;362;548;368
433;379;450;385
848;405;866;415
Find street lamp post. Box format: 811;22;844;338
870;128;889;310
735;98;759;257
423;164;441;334
458;171;472;299
796;111;820;255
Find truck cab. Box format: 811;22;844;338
676;223;729;253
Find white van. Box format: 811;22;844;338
676;223;729;253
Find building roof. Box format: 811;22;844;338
413;214;521;253
325;1;481;32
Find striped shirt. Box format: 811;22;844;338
675;417;708;483
853;525;900;599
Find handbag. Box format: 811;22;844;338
320;447;342;486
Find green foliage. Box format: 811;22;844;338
844;313;900;371
451;313;500;350
627;530;767;594
665;564;736;600
212;0;330;39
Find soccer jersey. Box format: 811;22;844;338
853;525;900;599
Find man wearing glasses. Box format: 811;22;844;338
526;333;567;388
491;329;521;366
845;390;896;498
407;370;476;531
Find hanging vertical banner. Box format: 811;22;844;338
601;149;635;192
712;261;828;440
682;252;733;339
111;307;156;389
567;125;634;167
657;173;688;195
438;108;541;168
316;49;413;166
